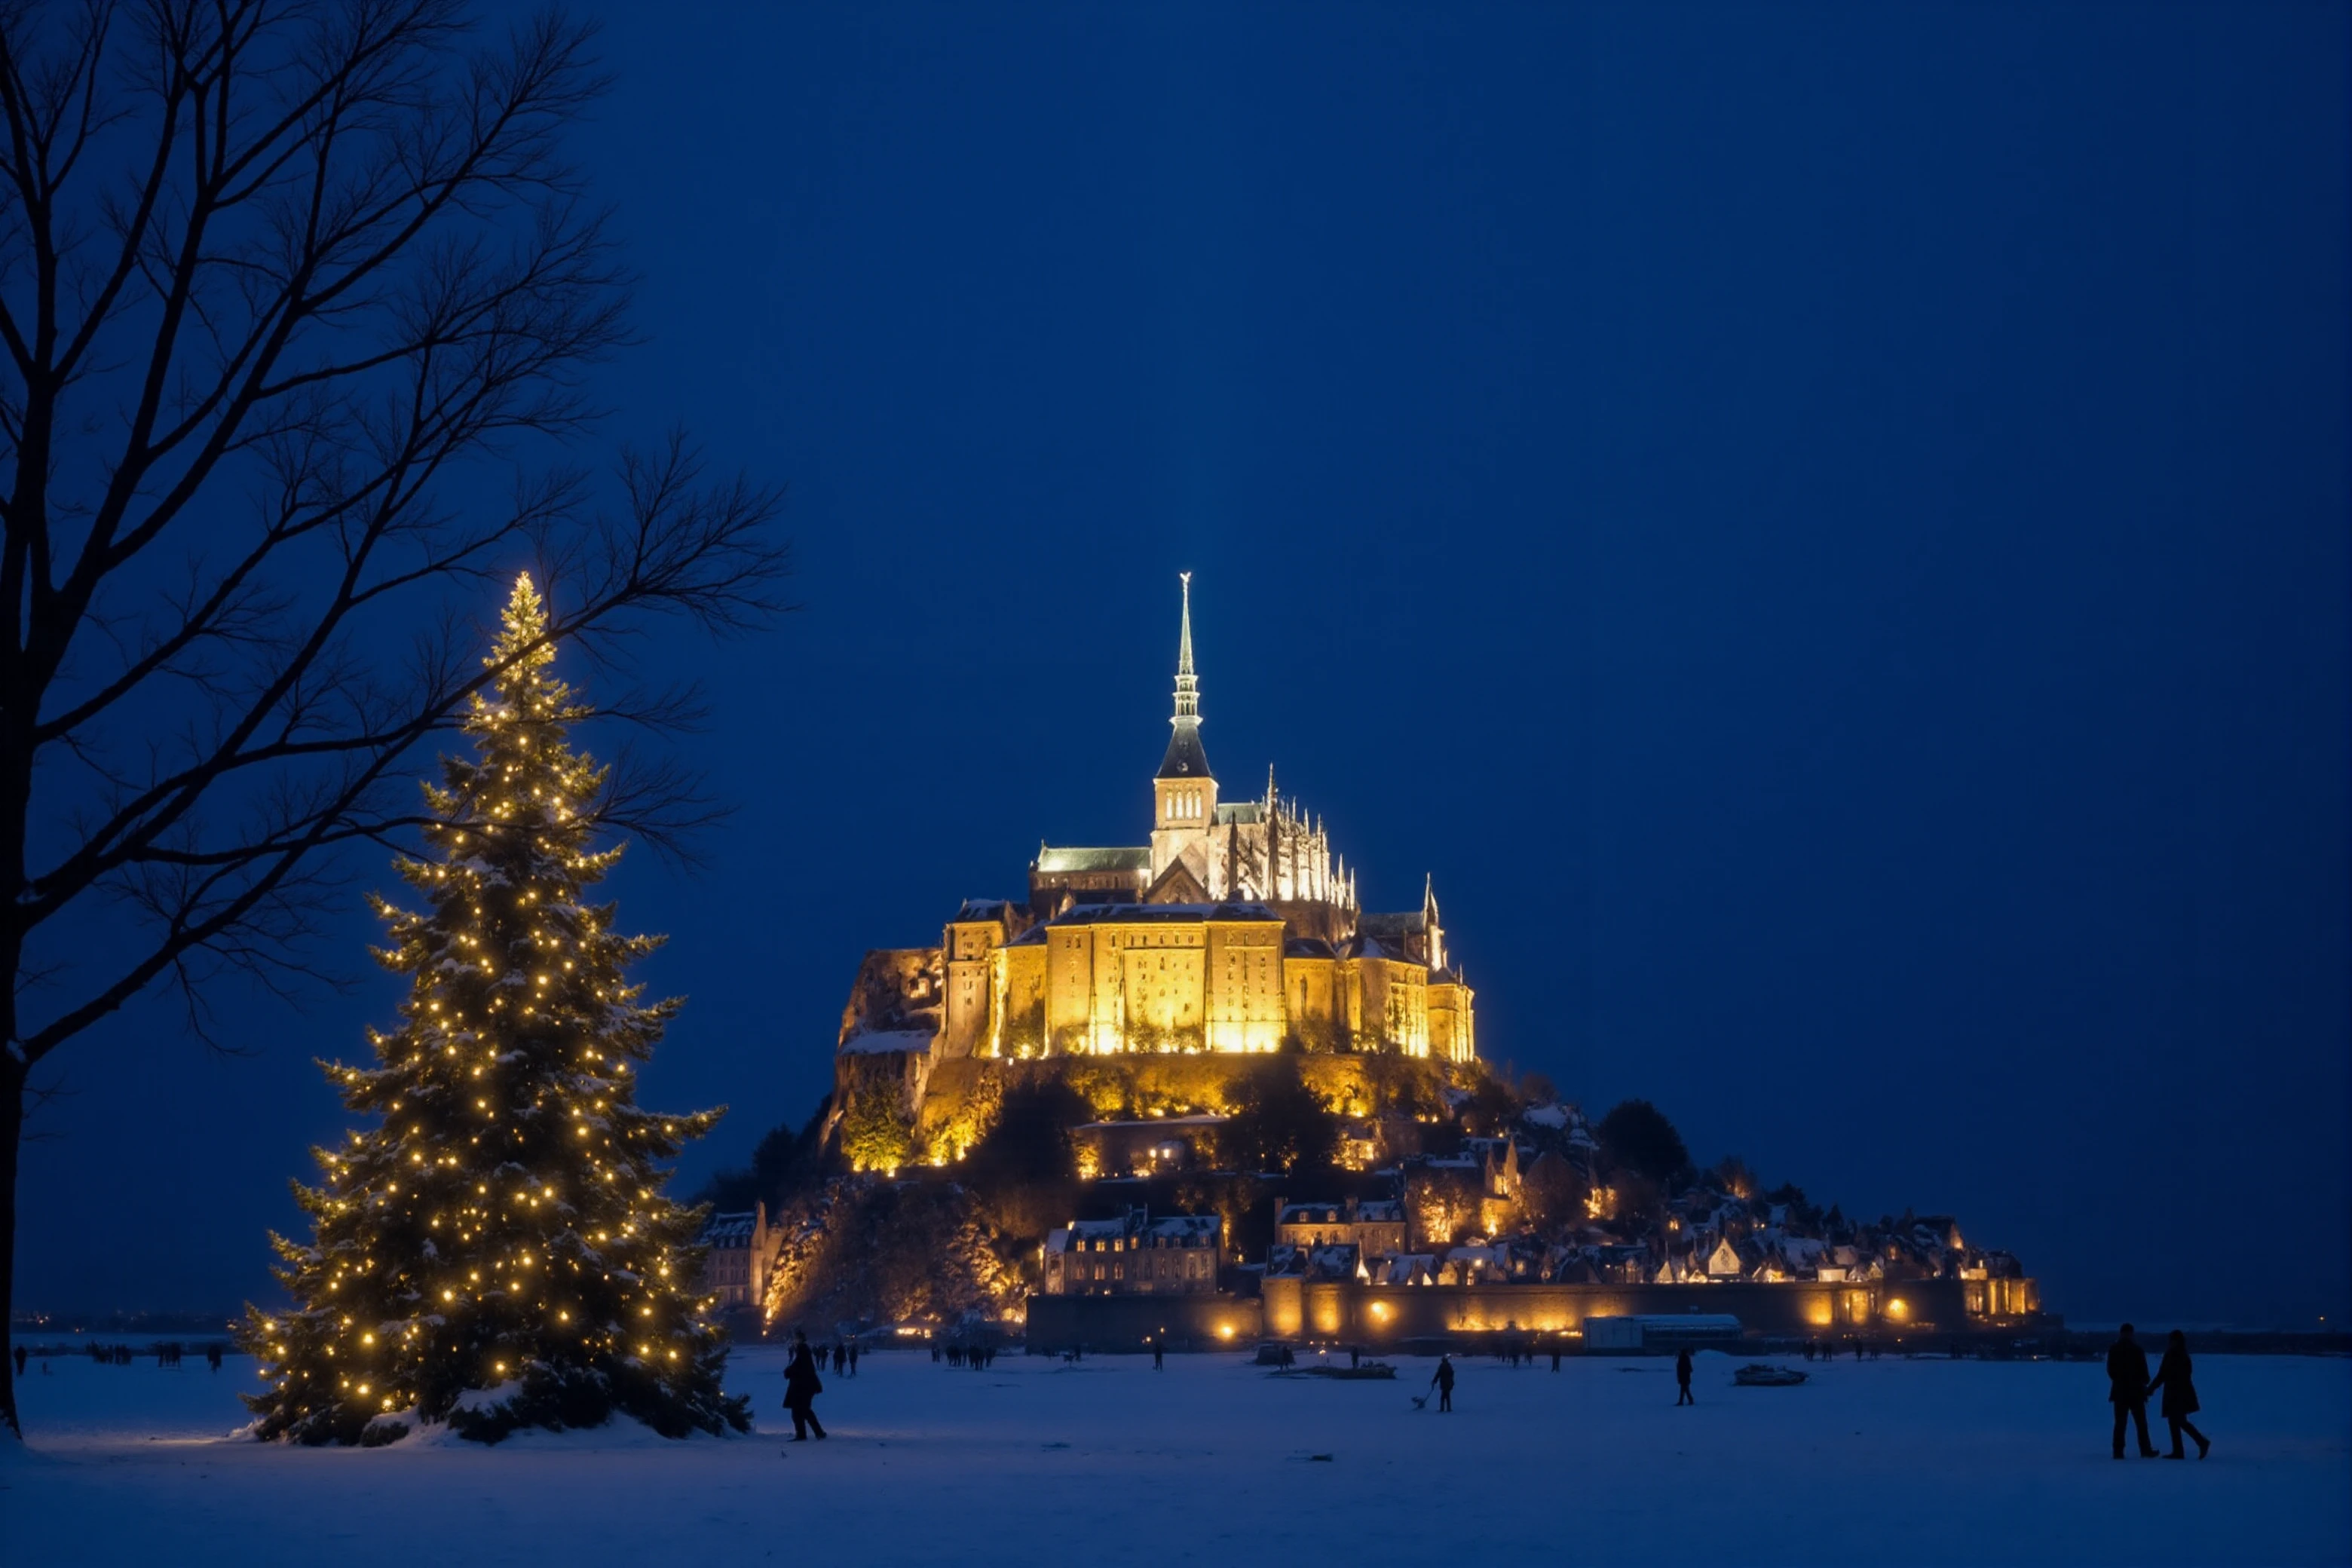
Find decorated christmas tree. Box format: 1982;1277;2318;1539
242;574;749;1445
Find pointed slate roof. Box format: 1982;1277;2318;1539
1157;572;1213;779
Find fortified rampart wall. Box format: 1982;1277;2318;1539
1258;1278;1979;1341
1024;1292;1265;1353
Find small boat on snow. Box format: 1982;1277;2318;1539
1732;1363;1808;1387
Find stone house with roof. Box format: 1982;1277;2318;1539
696;1205;775;1312
1042;1209;1224;1297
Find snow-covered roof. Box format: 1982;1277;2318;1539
698;1212;760;1247
1357;910;1429;941
1045;901;1282;926
1078;1114;1227;1131
838;1028;935;1055
1034;846;1152;874
1376;1253;1437;1285
1046;1209;1220;1253
1141;1214;1220;1242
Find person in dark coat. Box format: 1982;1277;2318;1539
2106;1323;2158;1458
782;1333;828;1441
1152;1336;1165;1371
1431;1355;1456;1412
2145;1330;2210;1459
1675;1347;1695;1405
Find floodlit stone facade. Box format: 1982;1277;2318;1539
844;575;1476;1064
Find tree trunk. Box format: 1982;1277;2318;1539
0;1049;23;1438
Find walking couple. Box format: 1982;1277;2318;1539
2107;1324;2209;1460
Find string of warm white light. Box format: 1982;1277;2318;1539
240;574;747;1444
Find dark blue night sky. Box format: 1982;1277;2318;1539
22;3;2347;1329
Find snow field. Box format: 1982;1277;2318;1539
2;1346;2345;1565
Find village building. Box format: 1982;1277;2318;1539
1403;1138;1526;1247
1071;1114;1227;1179
1041;1209;1224;1297
1273;1197;1408;1260
696;1205;773;1312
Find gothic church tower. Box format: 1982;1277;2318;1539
1150;573;1217;892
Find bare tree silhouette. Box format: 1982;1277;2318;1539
0;1;790;1435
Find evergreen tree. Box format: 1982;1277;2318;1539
241;576;748;1445
1596;1098;1693;1191
1218;1062;1340;1175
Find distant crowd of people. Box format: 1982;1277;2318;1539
1802;1338;1884;1360
11;1340;224;1377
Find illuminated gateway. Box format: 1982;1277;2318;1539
844;576;1475;1064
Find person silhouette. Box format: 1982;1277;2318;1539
782;1332;828;1442
1431;1355;1456;1413
2145;1330;2210;1459
2106;1323;2158;1458
1675;1347;1695;1406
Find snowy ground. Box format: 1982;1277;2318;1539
4;1346;2346;1566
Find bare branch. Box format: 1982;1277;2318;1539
0;5;788;1081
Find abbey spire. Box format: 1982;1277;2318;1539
1174;571;1198;718
1156;571;1212;782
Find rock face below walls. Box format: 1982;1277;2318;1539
758;1177;1024;1333
838;947;941;1046
830;1043;1482;1174
829;934;1485;1156
828;948;948;1146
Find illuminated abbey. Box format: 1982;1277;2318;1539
843;576;1475;1065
